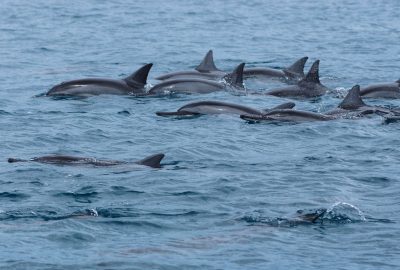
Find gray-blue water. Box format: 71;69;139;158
1;0;400;269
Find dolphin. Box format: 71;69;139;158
325;85;392;117
155;100;295;117
265;60;329;98
155;50;226;81
8;153;165;168
243;208;328;227
148;63;245;95
243;56;308;83
359;79;400;99
46;63;153;97
240;109;333;122
241;85;393;123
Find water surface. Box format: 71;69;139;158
1;0;400;269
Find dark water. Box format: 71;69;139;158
1;0;400;269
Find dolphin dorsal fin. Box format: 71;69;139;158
136;153;165;168
124;63;153;87
338;85;367;109
301;60;320;84
223;63;245;88
195;50;219;72
283;56;308;77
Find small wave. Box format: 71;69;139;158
99;220;166;229
46;95;89;101
0;209;59;221
47;231;96;244
148;210;201;217
117;110;131;116
170;191;201;196
54;187;99;203
328;87;347;98
323;202;366;223
69;208;99;218
0;110;11;115
39;47;54;52
0;192;30;201
109;186;145;195
0;210;37;221
95;208;140;218
32;92;47;98
0;208;99;222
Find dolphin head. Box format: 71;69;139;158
296;208;327;223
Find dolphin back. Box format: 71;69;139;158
136;153;165;168
265;102;296;112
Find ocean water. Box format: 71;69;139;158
1;0;400;269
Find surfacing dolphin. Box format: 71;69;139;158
156;100;295;117
243;208;328;227
8;153;165;168
265;60;330;98
46;63;153;97
243;56;308;83
148;63;245;95
241;85;393;123
325;85;392;117
240;109;333;122
244;202;374;227
155;50;226;81
360;79;400;99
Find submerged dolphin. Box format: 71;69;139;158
360;79;400;99
148;63;245;95
265;60;329;98
244;204;372;227
8;153;165;168
156;100;295;117
244;208;328;227
46;63;153;97
243;56;308;83
155;50;226;81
